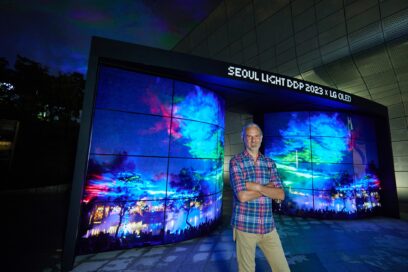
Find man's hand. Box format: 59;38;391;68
237;182;262;202
265;182;276;188
246;182;262;192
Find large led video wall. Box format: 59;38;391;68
77;65;224;254
264;111;381;218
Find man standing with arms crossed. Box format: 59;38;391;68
230;123;290;272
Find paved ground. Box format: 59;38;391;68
65;215;408;272
68;188;408;272
3;187;408;272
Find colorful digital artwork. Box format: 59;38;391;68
264;112;381;218
77;65;224;254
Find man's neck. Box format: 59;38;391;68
246;149;259;161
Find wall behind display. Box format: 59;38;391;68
264;112;381;219
77;65;224;254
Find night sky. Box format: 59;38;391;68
0;0;221;75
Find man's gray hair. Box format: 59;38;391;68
241;122;263;140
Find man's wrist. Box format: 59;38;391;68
246;182;261;192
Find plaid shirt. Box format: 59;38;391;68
229;150;282;234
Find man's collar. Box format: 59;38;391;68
243;149;264;160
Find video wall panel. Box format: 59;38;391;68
91;110;171;156
77;65;224;254
95;66;173;115
164;192;223;243
264;111;381;218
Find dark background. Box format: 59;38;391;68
0;2;221;270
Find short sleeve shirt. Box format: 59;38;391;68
229;150;282;234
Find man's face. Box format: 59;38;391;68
244;126;262;152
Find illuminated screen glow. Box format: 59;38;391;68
264;111;381;218
77;65;224;254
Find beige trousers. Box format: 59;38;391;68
234;228;290;272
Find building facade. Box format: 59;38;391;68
173;0;408;218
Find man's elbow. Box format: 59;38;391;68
277;189;285;201
237;191;248;202
275;189;285;201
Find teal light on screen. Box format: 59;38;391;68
77;65;224;254
264;111;381;218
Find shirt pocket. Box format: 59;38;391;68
259;161;271;184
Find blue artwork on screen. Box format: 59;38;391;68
170;120;222;158
283;188;314;213
83;155;168;202
95;66;173;116
263;112;310;137
263;136;311;163
164;193;222;243
173;81;224;126
91;110;171;156
269;161;313;189
312;163;354;190
77;65;224;254
167;158;223;198
265;111;381;218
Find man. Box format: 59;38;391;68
229;123;290;272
